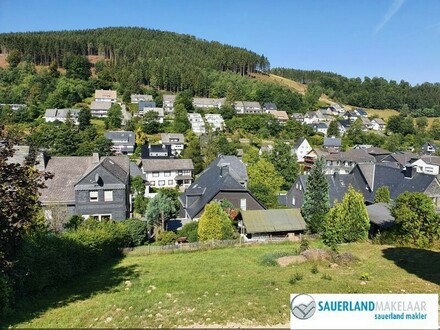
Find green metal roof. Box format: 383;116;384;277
241;209;306;234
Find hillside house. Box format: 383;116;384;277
291;137;312;162
90;101;112;117
143;107;164;123
141;158;194;191
422;142;437;155
323;137;342;152
343;110;360;122
43;108;81;124
192;97;226;109
163;95;176;113
337;119;351;135
324;149;376;174
141;144;173;159
104;131;135;155
371;118;386;131
354;108;368;117
263;102;277;111
270;110;289;124
179;156;264;219
39;153;131;221
205;114;225;131
188;113;206;134
291;113;304;123
95;89;117;103
1;103;26;111
131;94;153;103
160;133;185;156
309;122;328;135
233;101;262;114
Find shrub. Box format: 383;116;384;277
311;264;319;274
177;221;199;242
123;218;149;246
299;237;310;253
156;231;177;245
64;214;85;230
289;272;304;285
359;272;370;281
0;272;12;315
198;202;237;241
258;251;292;266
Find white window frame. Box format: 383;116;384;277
164;171;171;177
104;190;113;202
152;171;159;177
158;180;165;186
240;198;247;211
168;180;174;185
90;190;98;202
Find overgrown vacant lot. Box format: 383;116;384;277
4;241;440;328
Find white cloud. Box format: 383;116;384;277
375;0;405;34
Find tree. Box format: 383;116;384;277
130;176;145;195
219;104;236;120
145;189;180;234
248;158;283;208
391;192;440;248
105;104;122;129
175;90;194;111
78;108;91;130
301;156;329;233
181;132;203;174
64;54;91;80
173;104;191;133
429;118;440;140
0;126;51;275
327;120;340;137
142;111;160;135
321;186;369;247
374;186;390;203
94;135;114;156
6;50;21;68
265;140;299;190
415;116;428;132
197;202;236;241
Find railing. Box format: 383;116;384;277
125;237;292;256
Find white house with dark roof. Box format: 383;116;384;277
192;97;226;109
371;118;386;131
233;101;262;114
141;158;194;191
160;133;185;156
95;89;117;103
291;137;312;162
44;108;81;124
104;131;136;155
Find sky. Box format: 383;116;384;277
1;0;439;85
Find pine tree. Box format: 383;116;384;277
327;120;340;137
301;156;329;233
374;186;390;203
197;202;236;241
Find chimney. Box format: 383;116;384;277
92;152;100;163
404;164;416;179
220;164;230;177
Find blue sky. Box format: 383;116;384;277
0;0;439;85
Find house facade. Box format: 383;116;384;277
192;97;226;109
43;108;81;124
141;158;194;191
95;89;117;103
291;137;312;162
90;101;112;117
188;113;206;134
131;94;153;103
160;133;185;156
205;114;225;131
163;95;176;113
371;118;386;131
104;131;136;155
233;101;263;114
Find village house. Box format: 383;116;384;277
192;97;226;109
371;118;386;131
343;110;360;122
291;113;304;123
360;117;373;130
141;158;194;191
303;111;322;124
0;103;26;111
143;107;165;123
188;113;206;134
205;113;225;131
160;133;185;156
309;122;328;135
337;119;351;135
43;108;81;124
303;149;329;173
141;144;173;159
163;95;176;113
422;142;437;155
94;89;117;103
323;137;342;152
90;101;112;117
39;153;131;221
179;156;264;219
263;102;277;111
233;101;263;114
131;94;153;103
324;149;376;174
104;131;136;155
269;110;289;124
291;137;312;163
329;103;345;114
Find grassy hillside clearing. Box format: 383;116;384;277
4;241;439;328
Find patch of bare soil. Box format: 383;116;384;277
277;255;307;267
0;54;8;68
87;55;105;64
300;248;332;262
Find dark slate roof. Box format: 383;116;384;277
420;155;440;166
380;152;419;168
337;119;351;128
213;155;248;182
263;102;277;110
293;137;307;150
104;131;135;147
141;144;172;159
326;149;376;163
242;209;306;234
324;137;342;147
138;101;156;110
355;108;368;116
366;147;391;156
129;161;144;178
100;157;129;183
366;203;395;228
278;194;287;206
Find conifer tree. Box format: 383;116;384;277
197;202;236;241
374;186;391;203
301;156;329;233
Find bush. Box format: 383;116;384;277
15;220;130;296
289;272;304;284
311;264;319;274
0;272;12;315
177;221;199;242
258;251;293;267
123;218;149;246
359;272;370;281
156;231;177;245
299;238;310;253
64;214;85;230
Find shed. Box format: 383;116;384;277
241;209;306;237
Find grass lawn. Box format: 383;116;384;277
4;241;439;328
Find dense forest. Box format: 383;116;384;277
0;27;269;97
271;68;440;116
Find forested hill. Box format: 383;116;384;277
271;67;440;116
0;27;269;94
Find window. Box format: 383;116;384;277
292;197;296;205
152;172;159;177
299;185;302;191
90;191;98;202
168;180;174;185
150;181;155;186
158;180;165;186
240;198;247;211
164;171;171;177
104;190;113;202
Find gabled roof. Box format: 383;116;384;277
104;131;135;146
324;137;342;147
95;89;117;100
372;118;386;125
214;155;248;182
163;95;176;103
91;101;112;110
160;133;184;144
380;152;419;168
242;209;306;234
355;108;368;116
263;102;277;110
366;147;391;156
131;94;153;103
337;119;351;128
292;113;304;119
271;110;289;120
142;159;194;172
138;101;156;110
293;137;308;150
326;149;376;163
367;203;395;228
